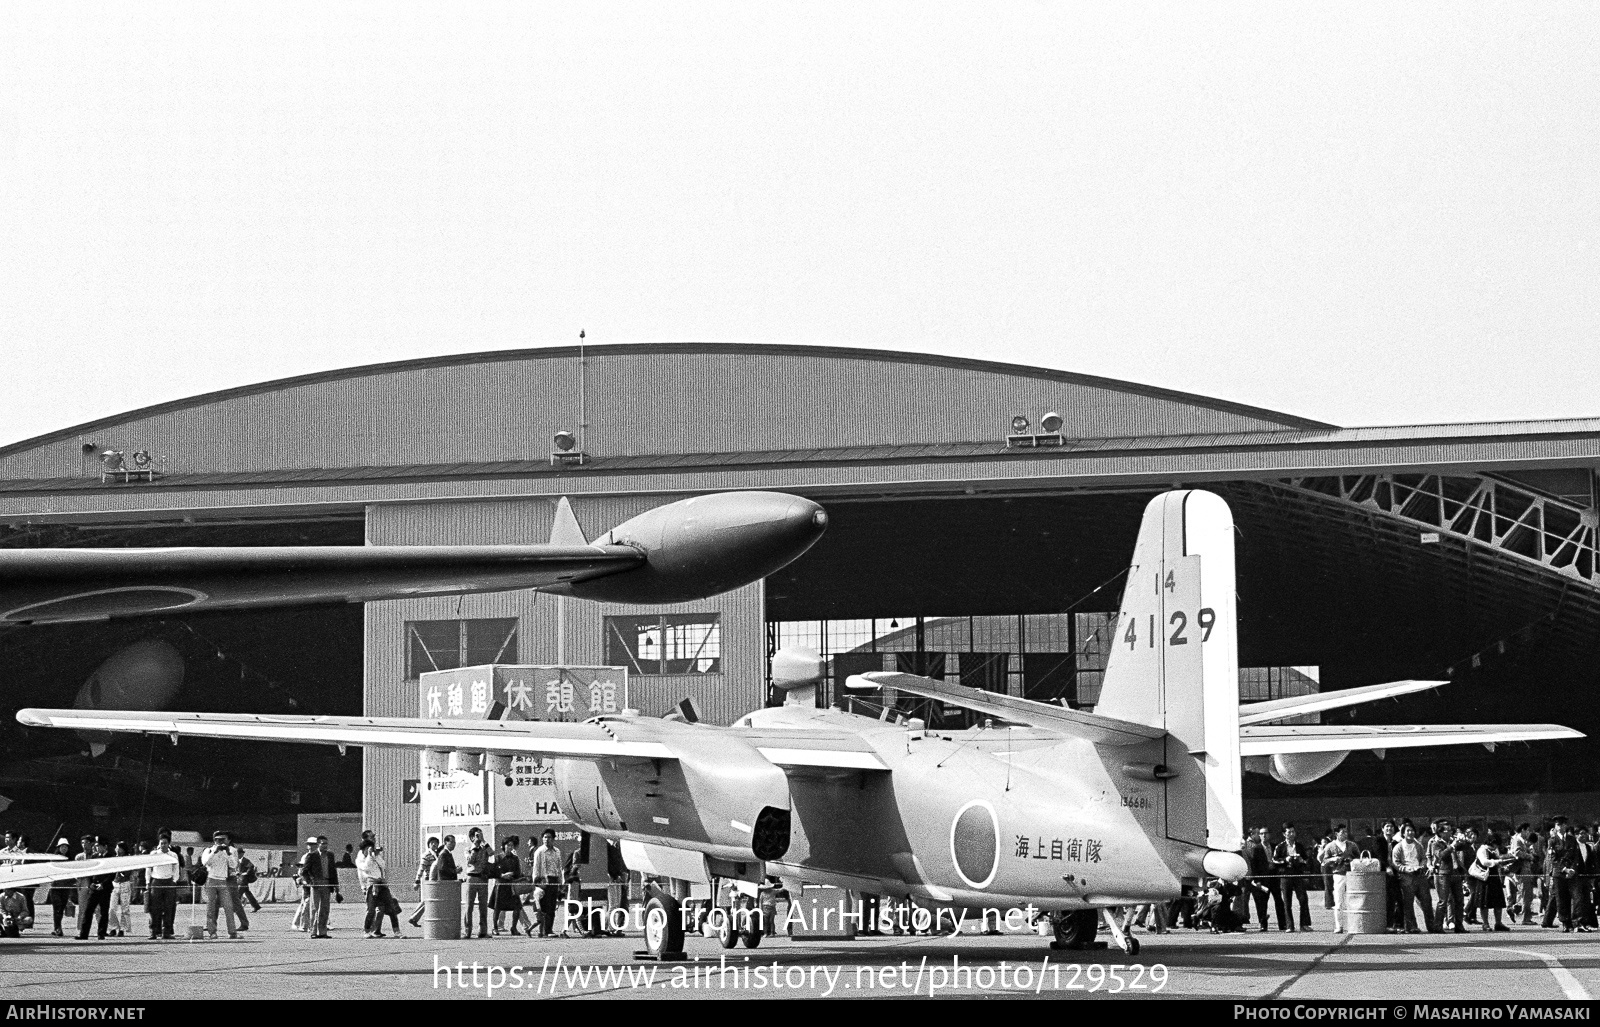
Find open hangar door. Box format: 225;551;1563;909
0;516;365;847
764;483;1600;804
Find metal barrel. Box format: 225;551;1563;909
421;880;462;941
1343;867;1389;934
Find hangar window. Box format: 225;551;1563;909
605;614;721;675
405;618;519;679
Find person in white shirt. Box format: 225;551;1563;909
530;830;564;938
1390;823;1434;933
200;831;240;939
145;833;181;939
355;838;402;938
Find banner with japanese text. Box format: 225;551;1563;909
417;665;628;827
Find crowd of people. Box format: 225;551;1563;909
1149;816;1600;935
0;828;261;940
8;817;1600;944
0;825;605;943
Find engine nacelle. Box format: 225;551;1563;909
1245;750;1351;785
552;719;791;863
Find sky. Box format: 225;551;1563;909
2;1;1597;447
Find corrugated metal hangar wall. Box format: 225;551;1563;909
362;492;764;885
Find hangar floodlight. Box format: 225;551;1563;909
551;430;586;467
1006;413;1065;448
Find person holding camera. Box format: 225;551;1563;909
198;831;240;939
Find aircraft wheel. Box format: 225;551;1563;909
1127;937;1140;956
1052;910;1098;949
643;895;685;958
740;900;764;949
716;907;738;949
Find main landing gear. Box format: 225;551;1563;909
714;893;765;950
1048;908;1140;955
635;884;687;962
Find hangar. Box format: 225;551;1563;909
1;343;1597;878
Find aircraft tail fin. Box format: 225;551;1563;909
1094;490;1242;853
549;497;588;546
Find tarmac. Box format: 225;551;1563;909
1;901;1596;1000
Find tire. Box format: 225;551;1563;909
740;897;764;949
1051;909;1098;949
643;894;685;958
1127;937;1140;956
716;906;738;949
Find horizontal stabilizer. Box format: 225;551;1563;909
0;852;177;891
848;671;1166;746
16;708;674;760
1240;723;1582;756
1238;680;1446;726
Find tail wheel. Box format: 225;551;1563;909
643;894;685;958
1051;909;1098;949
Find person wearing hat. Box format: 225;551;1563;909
145;832;181;939
199;831;240;939
45;839;75;936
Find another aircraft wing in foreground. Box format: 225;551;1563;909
1240;722;1582;755
0;491;827;624
846;671;1166;746
14;709;674;760
0;853;177;891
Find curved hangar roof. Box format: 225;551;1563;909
0;343;1595;513
0;343;1323;482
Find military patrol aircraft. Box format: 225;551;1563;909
17;490;1580;956
0;491;828;624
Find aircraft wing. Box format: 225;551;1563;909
739;729;890;771
0;544;642;625
14;709;675;760
1239;723;1583;756
1238;680;1445;726
0;491;830;624
847;671;1166;746
0;853;177;891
